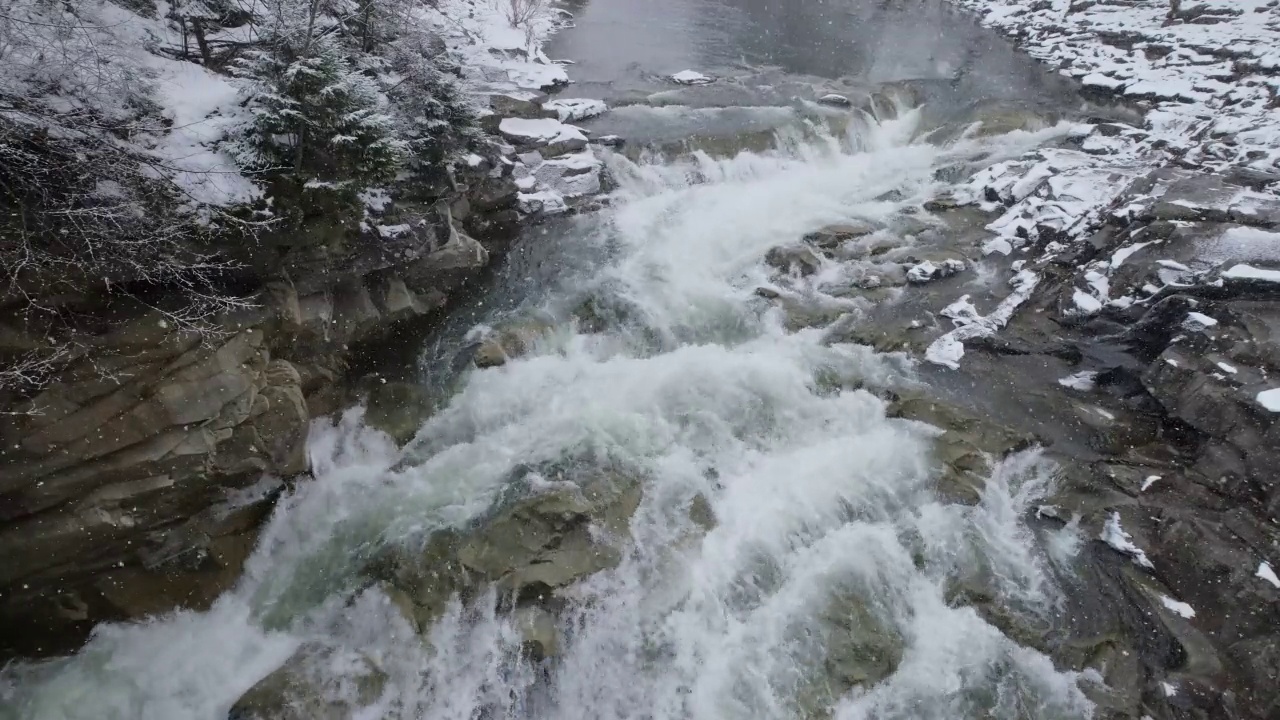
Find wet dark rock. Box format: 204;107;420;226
887;396;1036;504
803;222;880;252
468;315;557;368
362;381;436;445
764;244;823;276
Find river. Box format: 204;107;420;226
2;1;1103;718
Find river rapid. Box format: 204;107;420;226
2;1;1108;718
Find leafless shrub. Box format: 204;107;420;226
502;0;544;31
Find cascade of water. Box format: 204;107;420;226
1;104;1093;720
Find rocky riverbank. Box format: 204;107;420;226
0;0;613;660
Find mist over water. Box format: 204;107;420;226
1;106;1095;720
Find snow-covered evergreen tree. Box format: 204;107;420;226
232;2;406;181
231;0;472;183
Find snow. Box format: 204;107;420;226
517;189;568;215
1071;289;1103;315
1058;371;1098;391
1110;241;1155;268
1258;561;1280;588
1256;388;1280;412
671;70;715;85
544;98;608;122
1140;475;1161;492
982;238;1013;256
1201;227;1280;264
506;64;570;91
377;224;413;239
430;0;572;95
907;259;964;283
1185;312;1219;328
150;61;258;206
1223;264;1280;283
924;334;965;370
1160;595;1196;619
924;271;1040;370
1100;512;1154;569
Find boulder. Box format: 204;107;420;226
803;221;880;252
764;244;823;276
372;461;643;630
228;643;387;720
470;316;556;368
489;91;553;120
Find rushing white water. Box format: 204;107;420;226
1;108;1094;720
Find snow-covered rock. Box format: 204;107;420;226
670;69;714;85
499;118;589;156
906;258;966;284
544;98;608;122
